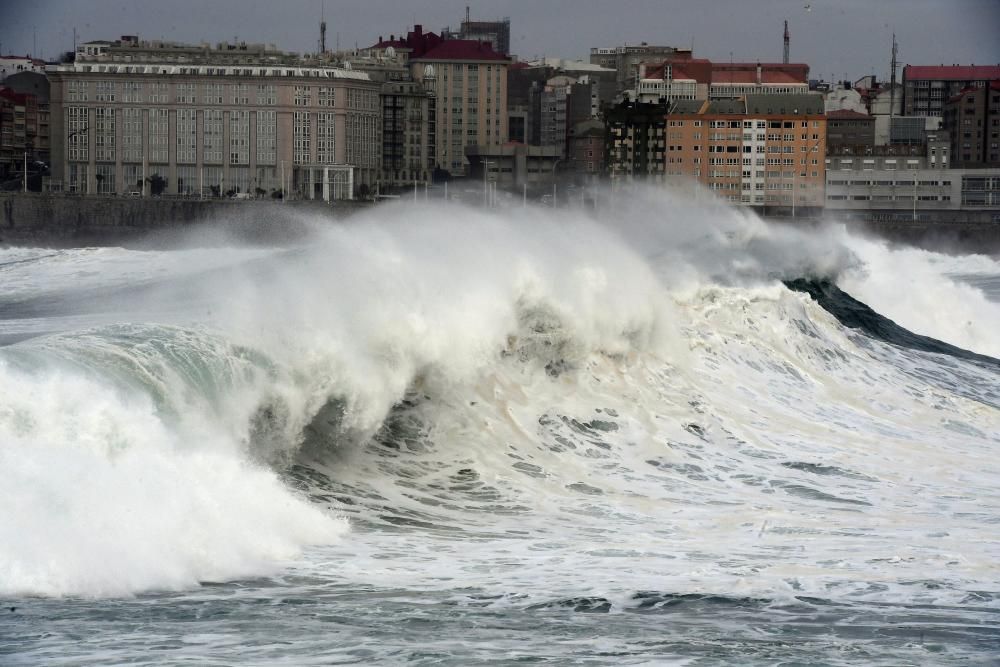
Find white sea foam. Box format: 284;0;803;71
0;357;346;598
1;187;997;604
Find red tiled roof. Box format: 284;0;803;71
710;62;809;85
903;65;1000;81
712;70;806;85
415;39;507;62
826;109;873;119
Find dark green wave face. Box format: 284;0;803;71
786;278;1000;369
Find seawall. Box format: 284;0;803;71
2;192;999;255
0;193;373;248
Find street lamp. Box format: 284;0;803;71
482;158;494;208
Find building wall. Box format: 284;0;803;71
604;100;668;180
381;80;434;186
667;112;826;210
411;59;508;176
826;117;875;146
824;167;1000;213
47;60;380;197
944;85;1000;167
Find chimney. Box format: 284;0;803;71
756;62;762;84
414;24;422;38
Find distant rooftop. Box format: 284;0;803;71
826;109;873;119
903;64;1000;81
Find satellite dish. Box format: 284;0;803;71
424;64;436;77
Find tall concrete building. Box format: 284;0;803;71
665;94;826;213
0;88;43;181
943;82;1000;167
902;64;1000;117
332;45;437;188
47;37;381;199
376;25;509;177
604;99;668;181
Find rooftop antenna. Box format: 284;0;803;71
783;20;789;64
320;0;326;53
889;32;898;118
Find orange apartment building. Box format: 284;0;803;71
665;94;827;214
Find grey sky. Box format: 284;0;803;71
2;0;998;83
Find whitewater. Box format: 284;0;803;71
1;190;998;665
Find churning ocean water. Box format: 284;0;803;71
1;191;998;666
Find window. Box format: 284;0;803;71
294;111;311;164
148;108;169;163
230;110;250;164
256;84;276;105
95;80;116;102
294;85;312;106
175;83;196;104
176;109;197;164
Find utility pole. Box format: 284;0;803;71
889;34;898;118
319;0;327;53
23;151;28;192
783;21;789;64
482;159;493;207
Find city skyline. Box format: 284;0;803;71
2;0;998;83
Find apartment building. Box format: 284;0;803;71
322;46;436;188
604;99;668;180
0;87;45;179
381;80;435;187
664;94;826;213
902;64;1000;117
825;110;875;148
637;60;809;103
943;82;1000;167
47;37;381;199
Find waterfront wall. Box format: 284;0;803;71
0;193;373;248
2;192;998;254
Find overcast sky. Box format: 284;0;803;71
2;0;998;83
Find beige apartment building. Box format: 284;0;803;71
409;46;509;176
371;26;510;177
47;38;381;199
665;94;826;213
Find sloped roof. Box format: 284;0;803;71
826;109;873;119
711;70;807;85
903;64;1000;80
670;99;707;114
745;93;825;115
415;40;508;62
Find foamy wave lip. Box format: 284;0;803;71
0;365;347;598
